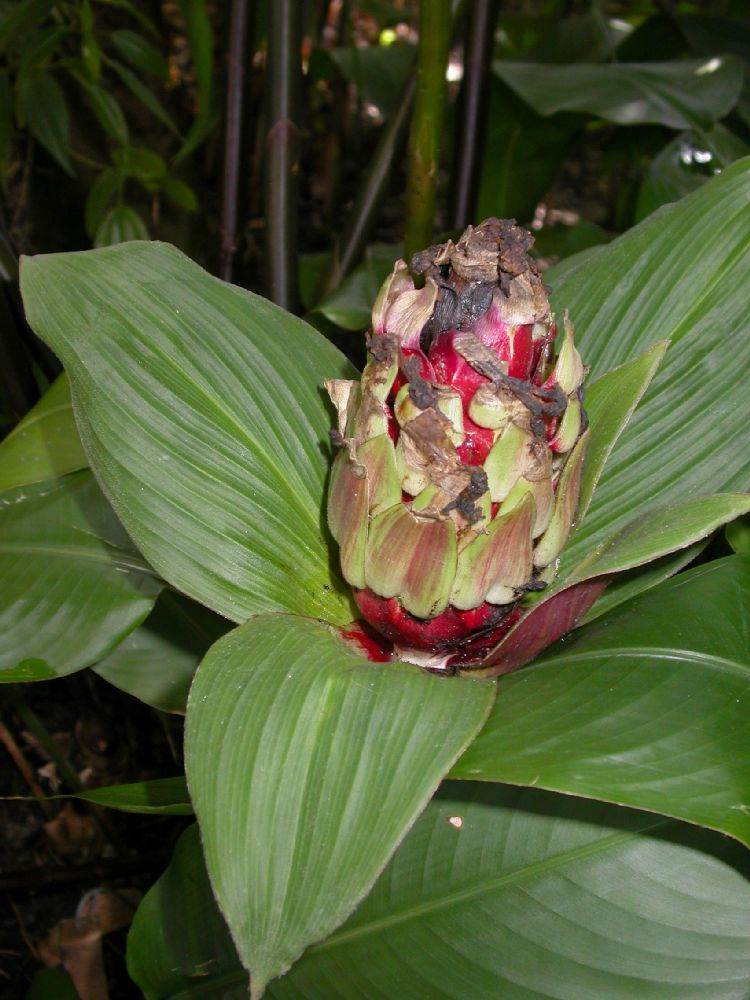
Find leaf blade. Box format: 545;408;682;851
454;557;750;847
20;241;357;626
184;614;495;998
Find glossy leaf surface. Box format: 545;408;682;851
550;158;750;572
21;241;357;626
185;615;494;998
128;825;246;999
0;374;86;491
129;787;750;1000
494;56;743;129
74;777;191;815
0;472;161;679
93;590;229;712
455;558;750;846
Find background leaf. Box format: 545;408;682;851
84;83;129;144
129;786;750;1000
93;590;230;713
727;514;750;555
454;557;750;846
494;56;743;130
312;243;398;329
549;157;750;574
128;825;246;999
0;374;86;490
185;614;494;998
17;69;73;173
93;204;149;246
21;241;358;625
0;472;161;679
636;126;749;222
476;77;583;224
110;29;168;78
73;776;191;814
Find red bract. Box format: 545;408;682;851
326;219;588;671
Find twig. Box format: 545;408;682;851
404;0;453;262
0;720;54;817
265;0;301;311
450;0;498;229
320;71;416;298
219;0;250;282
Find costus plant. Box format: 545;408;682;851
326;219;588;669
6;161;750;999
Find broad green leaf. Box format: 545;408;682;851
111;145;166;182
637;126;749;222
578;541;705;624
93;590;229;712
73;776;191;814
727;514;750;554
481;494;750;675
530;218;611;262
185;615;494;999
84;166;123;237
313;243;399;329
20;241;357;625
328;43;414;116
106;57;181;137
129;786;750;1000
93;205;149;246
497;11;629;64
17;69;73;174
455;557;750;846
577;340;668;521
477;77;583;224
110;29;168;78
128;825;245;999
549;158;750;572
494;56;743;130
0;472;161;679
0;374;86;490
568;494;750;583
85;83;129;144
162;177;197;212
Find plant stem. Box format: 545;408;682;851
265;0;301;312
404;0;452;263
450;0;497;230
320;71;416;298
219;0;250;282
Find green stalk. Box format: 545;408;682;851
265;0;301;312
404;0;452;263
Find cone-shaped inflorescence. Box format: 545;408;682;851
326;219;588;670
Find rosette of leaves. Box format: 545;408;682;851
9;161;750;997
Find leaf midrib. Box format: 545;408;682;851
531;646;749;681
310;815;669;953
0;541;158;576
1;400;75;441
167;814;670;997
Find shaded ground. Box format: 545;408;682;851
0;674;187;997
